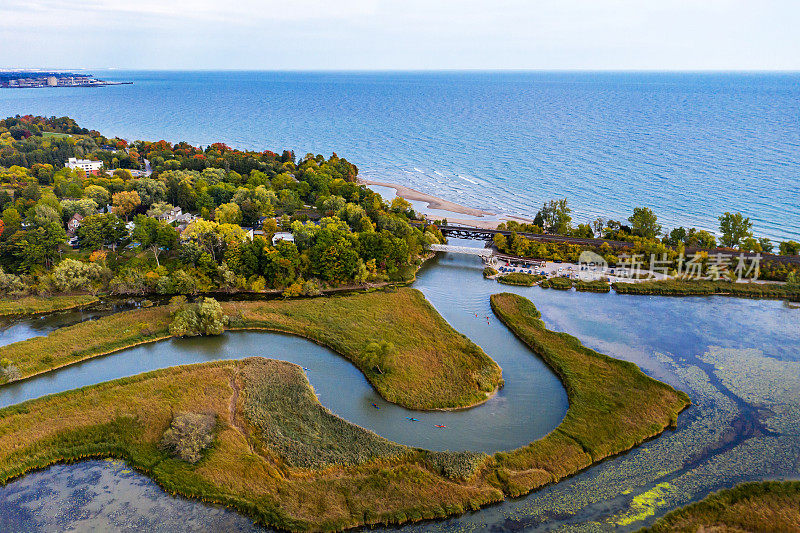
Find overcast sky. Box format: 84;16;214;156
1;0;798;70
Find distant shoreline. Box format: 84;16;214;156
358;178;532;229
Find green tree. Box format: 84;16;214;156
169;297;227;337
132;215;178;267
628;207;662;239
780;241;800;256
534;199;572;234
77;213;127;251
83;184;110;206
718;212;753;249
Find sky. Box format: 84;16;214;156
1;0;798;70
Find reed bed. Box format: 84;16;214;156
0;294;99;317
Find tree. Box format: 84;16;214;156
20;223;66;271
718;212;753;249
780;241;800;256
132;215;177;267
77;213;127;250
1;208;21;238
214;202;242;225
363;341;397;375
84;184;110;206
535;199;572;234
628;207;662;239
169;297;227;337
132;178;167;207
111;190;141;221
758;238;774;254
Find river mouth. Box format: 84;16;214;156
1;249;799;531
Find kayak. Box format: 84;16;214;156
434;424;446;428
371;403;379;409
406;417;419;422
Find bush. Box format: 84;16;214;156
0;358;21;382
483;267;498;278
540;277;573;290
160;412;216;463
168;297;228;337
52;258;104;292
0;268;27;295
497;273;543;286
574;280;611;293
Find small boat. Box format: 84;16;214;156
434;424;446;428
302;367;310;371
371;403;379;409
406;417;419;422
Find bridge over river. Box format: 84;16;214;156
420;223;800;265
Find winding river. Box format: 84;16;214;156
1;245;799;531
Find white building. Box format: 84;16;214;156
272;232;295;246
66;157;103;175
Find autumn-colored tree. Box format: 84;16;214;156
111;190;141;221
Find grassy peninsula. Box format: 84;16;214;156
0;292;690;531
488;293;690;497
0;288;503;410
641;481;800;532
0;294;99;317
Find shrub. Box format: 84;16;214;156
497;273;543;286
483;267;498;278
0;358;21;382
0;267;26;295
540;277;573;290
159;412;216;463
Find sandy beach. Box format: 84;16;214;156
359;178;532;229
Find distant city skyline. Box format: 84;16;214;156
1;0;799;70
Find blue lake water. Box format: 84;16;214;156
1;71;798;241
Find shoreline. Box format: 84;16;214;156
359;178;533;229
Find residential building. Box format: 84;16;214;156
66;157;103;175
272;232;295;246
66;213;84;235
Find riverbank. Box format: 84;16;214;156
0;289;502;411
0;293;691;531
359;178;494;217
0;295;99;317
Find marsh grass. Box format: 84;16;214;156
641;481;800;532
613;280;800;301
0;292;694;531
223;288;503;409
0;289;502;410
0;294;99;317
0;358;502;532
0;306;173;382
241;359;409;468
488;293;690;497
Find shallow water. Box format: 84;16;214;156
1;252;799;531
